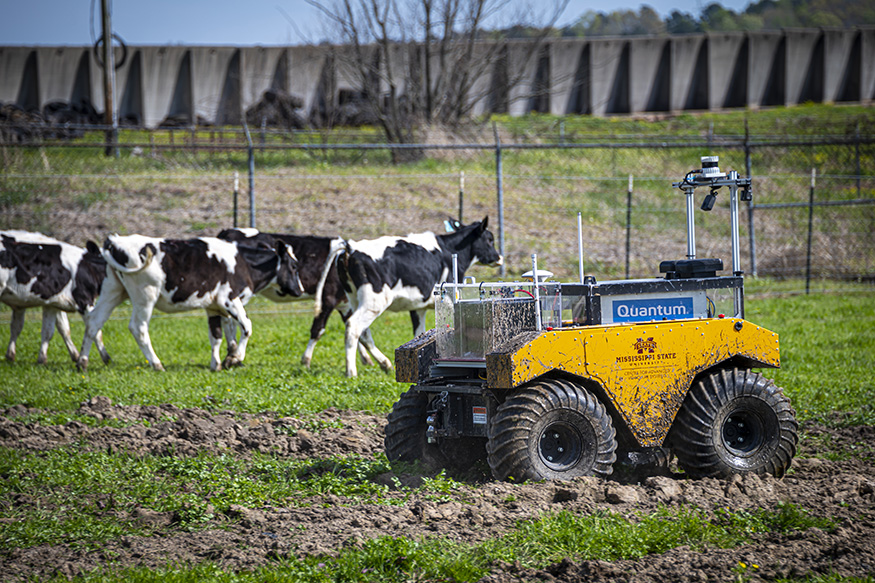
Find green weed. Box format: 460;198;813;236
715;501;836;536
0;446;405;549
34;503;838;582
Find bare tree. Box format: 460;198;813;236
307;0;567;160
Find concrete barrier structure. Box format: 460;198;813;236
2;28;872;129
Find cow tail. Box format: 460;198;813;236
313;237;346;316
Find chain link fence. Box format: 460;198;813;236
2;126;873;293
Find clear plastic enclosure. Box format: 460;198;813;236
435;282;563;360
432;277;743;362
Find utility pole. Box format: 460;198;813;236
101;0;118;156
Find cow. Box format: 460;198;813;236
216;228;376;368
77;234;304;372
315;217;502;377
0;230;110;365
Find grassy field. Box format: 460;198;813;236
0;297;407;416
0;281;873;424
2;106;875;581
0;278;873;581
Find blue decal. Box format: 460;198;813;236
612;297;694;322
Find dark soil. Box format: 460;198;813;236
1;397;873;582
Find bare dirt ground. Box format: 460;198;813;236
1;397;873;582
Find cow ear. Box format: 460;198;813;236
275;240;294;259
140;243;156;263
86;240;100;254
480;216;489;232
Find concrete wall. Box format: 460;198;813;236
1;27;872;128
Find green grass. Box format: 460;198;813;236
2;284;873;424
29;503;835;582
497;104;875;139
0;279;872;582
0;297;415;415
15;439;838;555
745;281;875;426
0;446;406;549
6;104;873;177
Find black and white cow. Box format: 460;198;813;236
316;217;502;377
77;234;304;372
216;228;375;367
0;230;109;365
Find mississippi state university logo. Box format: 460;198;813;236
617;336;676;365
635;337;656;354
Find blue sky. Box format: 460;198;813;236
1;0;753;46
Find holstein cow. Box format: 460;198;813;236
216;228;376;367
0;230;109;364
316;217;502;377
77;235;304;372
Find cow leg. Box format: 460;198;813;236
344;304;392;378
338;306;375;367
208;314;225;372
301;328;323;369
5;308;26;362
37;308;84;364
93;330;111;364
37;307;59;365
358;333;376;365
410;309;428;337
221;317;239;358
344;313;364;378
79;270;127;371
81;307;112;365
222;298;252;369
128;299;164;372
302;303;334;368
53;310;80;364
357;326;391;371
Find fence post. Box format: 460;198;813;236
745;119;757;276
233;171;239;228
244;122;256;229
625;174;633;279
805;168;816;294
100;0;118;158
577;212;585;283
459;171;464;223
494;122;506;277
856;121;862;198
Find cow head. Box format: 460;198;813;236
102;235;157;272
274;240;305;297
461;217;502;268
